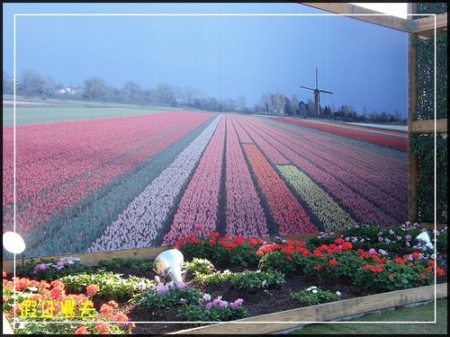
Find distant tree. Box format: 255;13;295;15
284;96;292;115
290;94;299;116
19;69;48;97
155;83;176;106
122;81;142;104
204;97;219;111
3;71;14;95
323;106;332;118
82;77;108;100
306;99;316;116
298;101;308;118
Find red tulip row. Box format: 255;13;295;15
274;117;407;151
242;143;318;235
3;111;213;233
225;116;269;238
235;116;402;226
162;117;227;246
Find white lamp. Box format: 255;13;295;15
3;231;26;254
415;231;434;250
3;231;26;335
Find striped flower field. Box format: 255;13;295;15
2;111;408;257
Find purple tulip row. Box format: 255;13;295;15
267;120;407;203
235;116;404;226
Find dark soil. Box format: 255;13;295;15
93;258;447;335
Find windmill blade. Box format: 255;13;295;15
319;89;333;94
300;86;315;91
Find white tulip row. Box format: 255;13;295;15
87;115;222;252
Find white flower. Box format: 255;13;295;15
136;281;147;291
312;289;318;294
202;293;211;302
27;287;38;292
306;286;317;291
336;291;341;297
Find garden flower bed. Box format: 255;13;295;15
3;223;447;335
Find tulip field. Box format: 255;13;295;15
2;110;408;257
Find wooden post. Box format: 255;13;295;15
407;3;418;222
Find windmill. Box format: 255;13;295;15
300;68;333;115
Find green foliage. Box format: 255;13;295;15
194;269;285;292
410;134;448;223
97;257;152;271
228;243;260;267
290;286;341;306
183;258;216;275
258;250;297;273
231;270;285;292
416;3;447;15
410;7;447;225
60;270;153;299
412;32;447;120
352;258;434;292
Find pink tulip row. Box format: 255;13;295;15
87;115;222;252
264;121;407;219
3;112;214;233
161;117;227;246
268;120;407;201
231;116;253;144
234;116;290;165
225;116;269;238
242;143;318;235
235;116;401;226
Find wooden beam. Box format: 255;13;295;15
172;284;447;335
299;3;409;32
409;13;448;38
410;118;448;134
407;25;418;222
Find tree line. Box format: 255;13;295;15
3;69;405;123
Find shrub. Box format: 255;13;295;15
130;277;200;311
291;286;341;306
183;258;216;275
60;270;153;300
178;295;248;321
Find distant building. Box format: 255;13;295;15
58;87;77;95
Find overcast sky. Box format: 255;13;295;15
3;3;409;116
